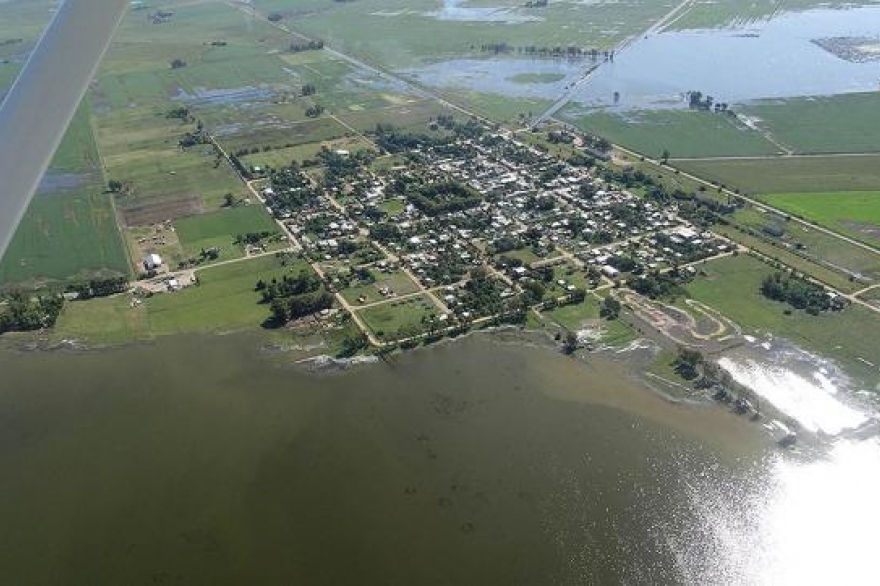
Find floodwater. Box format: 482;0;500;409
403;5;880;109
426;0;539;24
571;4;880;110
1;331;879;583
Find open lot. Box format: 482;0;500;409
340;269;422;306
358;294;437;339
51;294;151;346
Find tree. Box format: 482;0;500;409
563;331;579;354
661;149;670;164
600;296;621;319
673;347;703;380
170;58;187;69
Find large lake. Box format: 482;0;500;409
1;332;878;583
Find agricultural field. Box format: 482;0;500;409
358;294;437;339
758;191;880;248
741;93;880;155
684;254;880;386
562;108;779;159
146;254;311;336
0;186;130;286
675;155;880;195
174;205;279;260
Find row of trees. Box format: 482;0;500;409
478;43;614;60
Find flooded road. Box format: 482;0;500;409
1;332;877;583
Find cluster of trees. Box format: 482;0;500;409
600;296;621;319
405;180;482;217
478;43;613;60
369;222;403;243
234;231;279;246
65;276;128;300
760;271;833;314
169;58;187;69
302;83;317;96
257;271;333;325
459;269;506;318
165;106;192;121
0;293;64;334
290;40;324;52
305;104;325;118
524;0;548;7
687;91;730;113
630;271;687;300
266;168;320;213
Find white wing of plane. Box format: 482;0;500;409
0;0;129;261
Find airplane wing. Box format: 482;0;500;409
0;0;129;261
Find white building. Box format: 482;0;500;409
144;253;163;270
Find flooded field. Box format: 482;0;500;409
0;331;878;583
403;4;880;110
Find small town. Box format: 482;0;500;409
134;116;744;353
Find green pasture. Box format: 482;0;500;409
675;155;880;194
564;108;779;159
175;205;278;259
685;254;880;386
146;255;311;335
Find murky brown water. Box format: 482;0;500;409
0;332;770;584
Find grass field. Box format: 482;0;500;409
685;254;880;386
146;255;310;335
545;296;639;346
358;294;436;338
0;187;130;287
742;93;880;155
175;205;278;259
758;191;880;248
564;108;779;159
51;294;151;346
675;154;880;195
665;0;854;30
339;269;421;305
241;136;375;169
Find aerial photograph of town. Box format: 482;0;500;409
1;0;879;583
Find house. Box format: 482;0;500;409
144;253;163;270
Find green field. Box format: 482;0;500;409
175;205;278;259
564;108;779;159
339;270;421;305
675;155;880;194
51;294;151;346
759;191;880;247
146;255;310;335
242;136;375;169
358;294;437;338
742;93;880;155
686;254;880;385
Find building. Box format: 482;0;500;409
144;253;163;270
